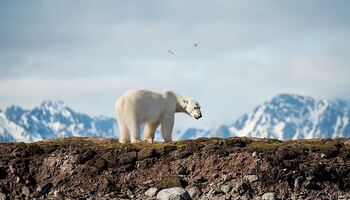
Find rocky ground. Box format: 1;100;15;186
0;137;350;200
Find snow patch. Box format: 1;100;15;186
273;122;285;140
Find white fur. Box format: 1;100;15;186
115;89;202;143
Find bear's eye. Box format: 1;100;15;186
194;106;200;110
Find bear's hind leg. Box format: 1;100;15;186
144;121;159;143
129;121;142;143
118;122;130;144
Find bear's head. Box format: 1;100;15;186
182;99;202;120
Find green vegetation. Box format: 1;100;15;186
8;136;348;160
156;175;183;189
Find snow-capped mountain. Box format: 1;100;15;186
173;125;231;140
0;101;117;142
229;94;350;140
176;94;350;140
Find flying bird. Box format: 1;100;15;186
193;42;201;47
168;49;176;55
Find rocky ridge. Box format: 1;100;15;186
0;137;350;199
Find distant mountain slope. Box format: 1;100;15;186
0;101;116;142
229;94;350;140
176;94;350;140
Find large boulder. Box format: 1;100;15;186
262;192;277;200
156;187;191;200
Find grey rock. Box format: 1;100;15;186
229;153;237;157
177;165;188;175
143;180;154;185
240;196;252;200
225;195;232;200
9;165;15;174
235;180;253;197
145;187;159;197
220;184;232;194
188;187;202;198
291;192;306;200
156;187;191;200
338;192;350;200
0;192;6;200
199;194;231;200
252;151;257;157
221;174;233;182
36;182;53;195
207;188;225;197
306;176;313;182
294;176;304;191
53;190;61;198
127;189;134;198
22;186;30;197
208;188;217;196
262;192;277;200
303;176;321;190
244;175;258;183
104;191;118;198
47;157;57;167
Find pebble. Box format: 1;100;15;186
145;187;159;197
244;175;258;183
187;187;202;198
220;184;232;194
0;192;6;200
16;176;20;183
294;176;304;191
338;192;350;200
22;186;30;197
127;189;134;198
36;182;53;195
143;180;153;185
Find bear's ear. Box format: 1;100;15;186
183;100;188;105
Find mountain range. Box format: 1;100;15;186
175;94;350;140
1;94;349;142
0;101;116;142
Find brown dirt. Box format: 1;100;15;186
0;137;350;199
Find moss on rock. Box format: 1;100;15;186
138;148;157;160
119;151;137;164
156;175;184;189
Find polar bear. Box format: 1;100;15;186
115;89;202;143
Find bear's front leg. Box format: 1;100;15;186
160;115;174;143
144;121;159;143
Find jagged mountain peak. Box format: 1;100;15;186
0;101;117;142
39;100;67;112
5;105;27;122
5;105;27;114
270;93;316;106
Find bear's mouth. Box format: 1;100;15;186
194;115;202;120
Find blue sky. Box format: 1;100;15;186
0;0;350;129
